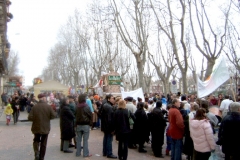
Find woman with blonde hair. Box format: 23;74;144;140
114;99;135;160
189;108;215;160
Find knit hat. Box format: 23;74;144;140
94;95;100;100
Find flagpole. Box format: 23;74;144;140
229;77;236;102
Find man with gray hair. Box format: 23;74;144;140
217;102;240;160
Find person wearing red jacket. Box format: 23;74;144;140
168;98;185;160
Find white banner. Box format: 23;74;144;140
121;88;145;102
197;56;230;98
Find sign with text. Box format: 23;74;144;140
108;75;121;85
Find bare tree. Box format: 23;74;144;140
109;0;150;91
127;66;139;90
113;42;131;81
149;29;176;94
188;0;231;79
150;0;190;93
85;3;117;81
143;60;154;93
7;50;20;76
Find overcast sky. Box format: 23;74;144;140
8;0;89;86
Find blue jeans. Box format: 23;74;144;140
76;125;90;157
166;135;172;151
96;117;101;128
171;139;183;160
103;132;113;156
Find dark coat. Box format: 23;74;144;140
75;102;92;126
101;101;115;133
10;100;18;113
218;112;240;154
133;108;148;144
114;108;131;141
60;105;75;140
148;107;167;156
28;100;56;134
183;115;194;156
148;108;167;132
19;96;28;106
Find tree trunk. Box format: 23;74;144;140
136;56;144;92
192;70;197;83
181;72;188;94
204;58;216;80
73;71;79;90
162;79;168;94
84;69;89;92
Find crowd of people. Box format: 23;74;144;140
1;90;240;160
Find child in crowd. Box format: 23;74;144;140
4;103;13;125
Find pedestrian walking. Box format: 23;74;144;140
1;92;8;109
28;93;56;160
4;103;13;125
11;96;20;124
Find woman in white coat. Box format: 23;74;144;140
189;108;215;160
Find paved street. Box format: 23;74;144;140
0;107;224;160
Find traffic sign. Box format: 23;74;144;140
171;80;177;93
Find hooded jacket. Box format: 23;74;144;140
189;119;215;152
4;105;13;115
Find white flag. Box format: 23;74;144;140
197;56;230;98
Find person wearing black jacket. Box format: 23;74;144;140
19;94;28;111
217;102;240;160
134;102;148;153
60;98;75;153
101;94;117;159
148;101;167;158
11;96;19;124
75;94;93;157
114;99;135;160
